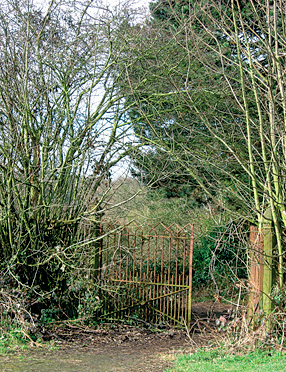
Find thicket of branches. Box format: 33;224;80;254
0;0;140;323
1;0;286;337
120;0;286;315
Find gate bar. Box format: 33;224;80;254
111;278;189;288
187;225;194;327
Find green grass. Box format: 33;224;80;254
0;332;28;354
167;348;286;372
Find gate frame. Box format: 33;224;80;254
97;221;194;327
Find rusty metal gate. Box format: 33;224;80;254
96;221;194;326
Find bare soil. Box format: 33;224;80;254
1;301;233;372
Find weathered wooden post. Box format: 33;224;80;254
248;225;264;316
248;208;274;327
262;208;274;319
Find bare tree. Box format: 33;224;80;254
0;0;138;306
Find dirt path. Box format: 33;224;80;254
1;329;195;372
1;336;193;372
2;343;184;372
1;302;232;372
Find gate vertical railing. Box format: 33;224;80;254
188;224;194;327
96;221;194;326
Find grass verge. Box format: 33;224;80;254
0;331;29;354
167;348;286;372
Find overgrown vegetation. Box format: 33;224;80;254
193;223;248;293
0;0;141;343
119;0;286;319
1;0;286;356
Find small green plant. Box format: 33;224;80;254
40;308;61;324
77;291;102;327
0;327;29;354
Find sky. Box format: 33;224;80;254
32;0;152;180
33;0;152;27
102;0;150;9
108;0;149;6
35;0;151;12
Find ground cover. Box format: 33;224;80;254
167;348;286;372
0;302;226;371
0;325;192;372
2;301;281;372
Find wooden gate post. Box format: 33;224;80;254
262;208;274;319
248;208;274;322
248;226;264;316
187;225;194;328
